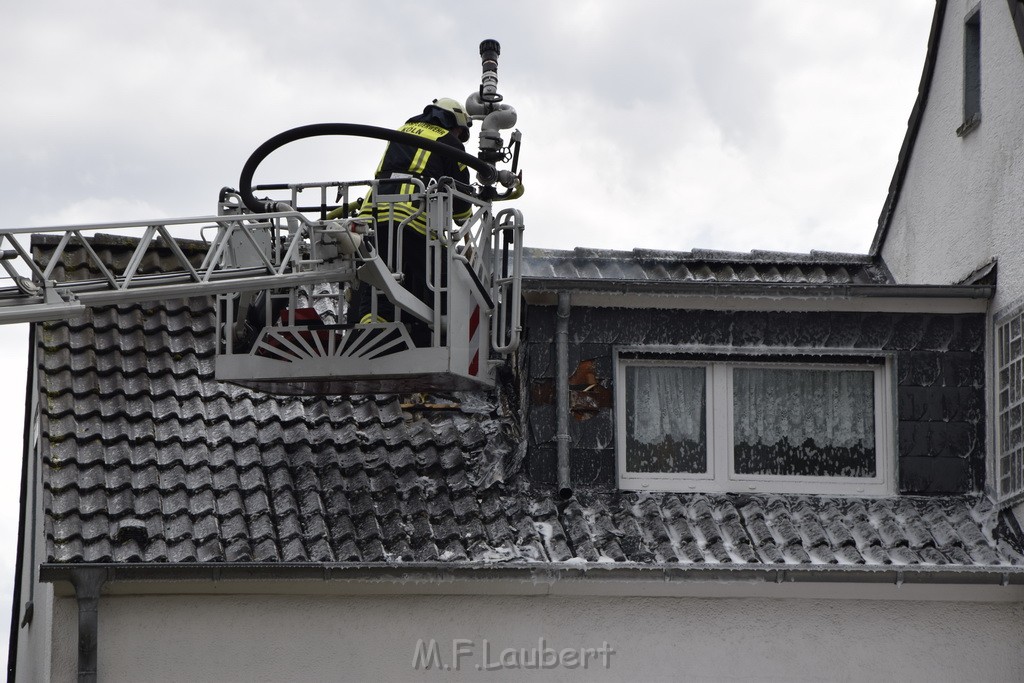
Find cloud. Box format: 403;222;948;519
30;197;170;227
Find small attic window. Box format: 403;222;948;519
615;353;894;496
958;5;982;136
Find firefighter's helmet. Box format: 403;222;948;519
431;97;471;129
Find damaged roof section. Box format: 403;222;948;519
41;298;526;565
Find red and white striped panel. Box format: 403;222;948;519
468;304;480;376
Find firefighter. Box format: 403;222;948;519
355;98;474;346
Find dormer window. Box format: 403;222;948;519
616;351;894;496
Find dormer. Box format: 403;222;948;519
520;247;991;498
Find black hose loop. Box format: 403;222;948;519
238;123;497;213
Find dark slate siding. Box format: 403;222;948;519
524;306;986;495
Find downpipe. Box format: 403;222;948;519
556;292;572;499
70;568;106;683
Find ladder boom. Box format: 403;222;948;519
0;208;355;323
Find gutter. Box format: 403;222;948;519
38;561;1024;592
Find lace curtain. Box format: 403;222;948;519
625;365;706;473
732;367;876;477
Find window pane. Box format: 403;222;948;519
733;367;876;477
625;365;707;473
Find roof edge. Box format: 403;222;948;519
870;0;948;256
41;561;1024;589
39;562;1024;601
1009;0;1024;55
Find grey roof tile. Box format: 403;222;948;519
191;492;219;527
614;512;656;563
196;538;223;563
807;543;838;565
218;506;249;540
134;488;162;517
106;488;136;518
223;538;253;562
80;515;110;544
110;537;142;563
163;512;193;543
82;538;113;563
251;538;279;562
888;546;921;565
166;538;198;563
331;536;359;562
855;544;889;565
834;545;864;565
50;536;84;563
246;510;276;544
781;544;812;564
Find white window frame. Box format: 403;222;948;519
615;348;895;496
995;306;1024;503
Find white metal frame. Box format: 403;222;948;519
213;180;524;394
615;347;895;496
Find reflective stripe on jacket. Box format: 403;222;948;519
359;114;472;233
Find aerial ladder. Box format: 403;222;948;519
0;41;525;395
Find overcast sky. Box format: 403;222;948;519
0;0;935;669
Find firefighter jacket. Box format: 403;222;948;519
359;110;473;234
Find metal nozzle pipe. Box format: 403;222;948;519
480;39;500;71
479;39;502;103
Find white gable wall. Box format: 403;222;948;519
879;0;1024;504
881;0;1024;312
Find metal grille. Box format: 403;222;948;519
997;308;1024;499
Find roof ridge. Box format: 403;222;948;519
522;246;876;265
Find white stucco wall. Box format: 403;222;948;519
45;591;1024;682
881;0;1024;313
11;367;54;683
